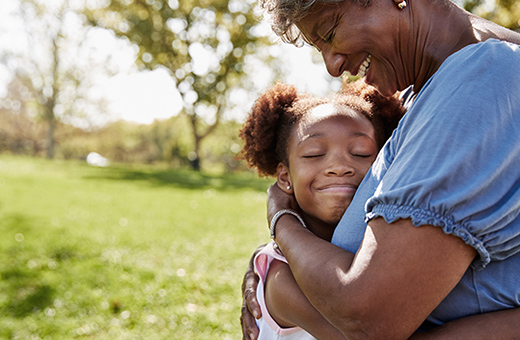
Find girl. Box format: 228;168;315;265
238;80;404;339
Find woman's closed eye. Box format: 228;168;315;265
323;27;335;43
322;16;339;44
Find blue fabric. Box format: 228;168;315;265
332;39;520;326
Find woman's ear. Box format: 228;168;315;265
276;163;294;194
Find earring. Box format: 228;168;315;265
287;186;291;190
394;0;406;9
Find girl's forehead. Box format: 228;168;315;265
304;103;358;122
294;103;369;138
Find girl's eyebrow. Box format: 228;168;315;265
297;133;324;146
297;131;374;146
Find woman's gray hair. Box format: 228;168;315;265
259;0;369;46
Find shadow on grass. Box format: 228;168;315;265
85;165;272;192
0;213;62;318
2;269;56;317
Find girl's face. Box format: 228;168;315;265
283;103;378;230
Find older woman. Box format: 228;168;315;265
241;0;520;339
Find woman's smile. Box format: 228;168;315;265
356;54;372;77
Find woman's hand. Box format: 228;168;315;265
267;183;300;222
241;183;299;339
240;244;266;340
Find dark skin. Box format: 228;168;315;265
241;187;520;340
241;0;520;338
241;104;520;340
260;110;379;339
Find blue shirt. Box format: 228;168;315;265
332;39;520;326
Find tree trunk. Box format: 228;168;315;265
46;34;60;159
190;136;201;171
46;116;55;159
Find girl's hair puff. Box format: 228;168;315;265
238;82;302;177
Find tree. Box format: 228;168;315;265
0;76;47;156
85;0;277;171
0;0;118;159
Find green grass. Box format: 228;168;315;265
0;155;271;339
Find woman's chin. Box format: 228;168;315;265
365;74;397;97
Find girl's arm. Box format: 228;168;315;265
265;259;348;340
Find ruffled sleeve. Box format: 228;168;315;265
365;40;520;269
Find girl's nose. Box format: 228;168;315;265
325;157;355;176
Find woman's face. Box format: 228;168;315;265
296;0;409;97
286;103;378;227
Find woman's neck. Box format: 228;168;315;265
407;0;479;91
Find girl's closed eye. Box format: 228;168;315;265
350;140;378;159
352;153;372;158
302;151;325;158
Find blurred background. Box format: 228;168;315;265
0;0;518;339
0;0;342;172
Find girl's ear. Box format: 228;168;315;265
276;163;294;194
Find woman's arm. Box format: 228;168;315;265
240;244;265;340
274;214;476;340
265;259;348;340
242;251;520;340
409;308;520;340
267;184;477;340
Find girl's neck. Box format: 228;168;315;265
301;212;336;242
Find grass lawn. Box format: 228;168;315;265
0;155;271;339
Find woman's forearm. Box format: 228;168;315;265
274;216;476;340
409;308;520;340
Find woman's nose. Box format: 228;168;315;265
322;48;346;78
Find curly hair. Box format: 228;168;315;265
238;79;405;177
259;0;370;46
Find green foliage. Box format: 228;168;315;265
84;0;276;170
1;0;117;158
0;108;250;172
0;155;271;339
